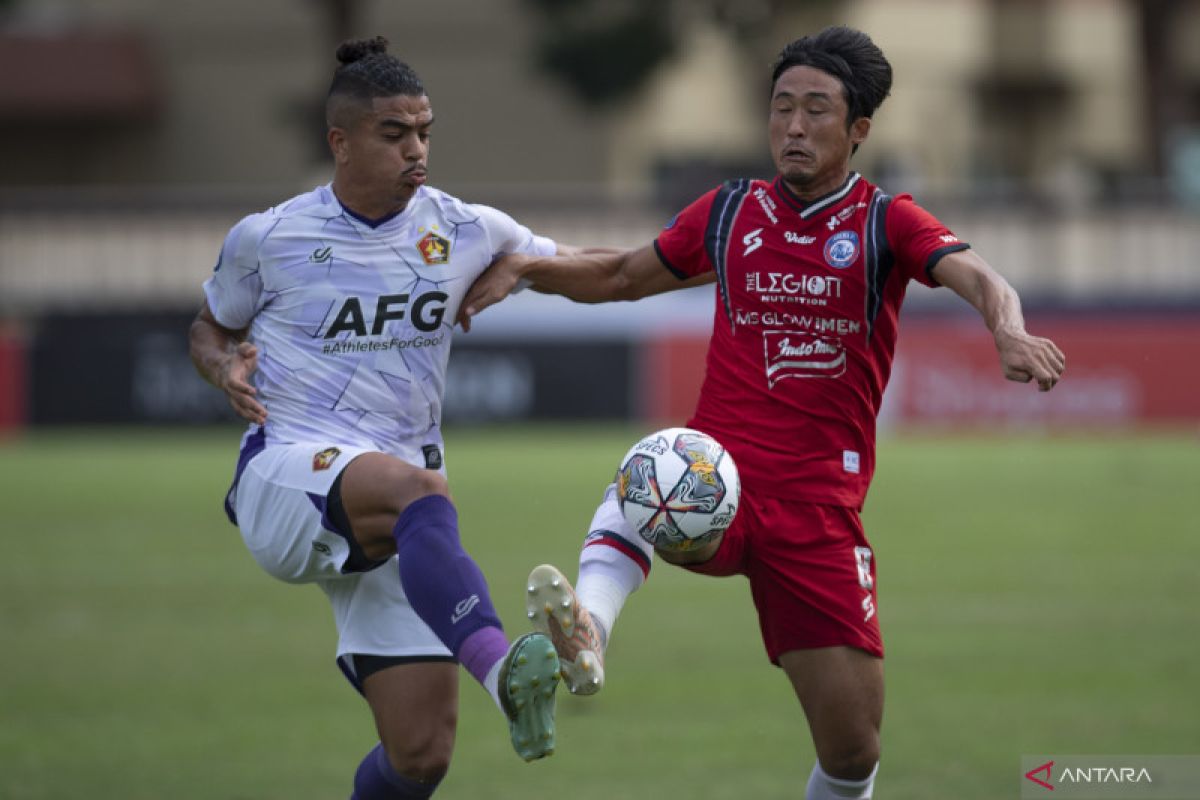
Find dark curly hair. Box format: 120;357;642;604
326;36;426;126
770;26;892;124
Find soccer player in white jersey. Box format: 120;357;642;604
189;37;586;798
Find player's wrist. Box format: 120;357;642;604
992;323;1025;346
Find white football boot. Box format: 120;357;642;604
525;564;605;696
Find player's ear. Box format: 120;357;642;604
328;127;350;165
850;117;871;147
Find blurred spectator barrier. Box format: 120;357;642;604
1;197;1199;311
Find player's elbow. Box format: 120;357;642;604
609;270;644;302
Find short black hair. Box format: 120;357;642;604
325;36;426;127
770;26;892;124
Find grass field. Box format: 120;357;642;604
1;425;1197;799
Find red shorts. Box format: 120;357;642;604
685;493;883;663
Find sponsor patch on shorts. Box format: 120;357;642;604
312;447;341;471
422;444;443;470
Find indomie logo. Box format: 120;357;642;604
324;293;448;337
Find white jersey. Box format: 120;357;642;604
203;183;555;454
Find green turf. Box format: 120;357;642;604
1;426;1196;799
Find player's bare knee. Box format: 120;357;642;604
655;533;723;566
403;468;449;506
381;727;454;784
819;738;880;781
361;456;449;513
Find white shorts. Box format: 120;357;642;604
233;441;452;668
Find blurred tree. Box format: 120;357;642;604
315;0;357;52
523;0;844;108
1133;0;1189;180
522;0;677;106
298;0;362;162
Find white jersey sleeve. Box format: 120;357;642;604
473;205;557;259
203;213;271;330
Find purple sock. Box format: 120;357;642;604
393;495;509;685
352;743;439;799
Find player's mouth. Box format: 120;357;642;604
781;146;815;164
404;166;428;186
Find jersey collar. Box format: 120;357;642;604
773;172;861;219
331;186;420;232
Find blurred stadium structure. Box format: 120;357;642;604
1;0;1197;430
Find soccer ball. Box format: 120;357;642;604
616;427;741;552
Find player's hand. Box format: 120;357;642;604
219;341;267;424
457;254;534;332
994;328;1065;392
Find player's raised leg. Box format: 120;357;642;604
338;452;560;761
538;484;655;687
525;564;606;695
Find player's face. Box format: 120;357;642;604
769;66;870;199
333;93;433;215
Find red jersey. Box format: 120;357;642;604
656;172;969;508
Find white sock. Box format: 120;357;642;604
483;659;504;711
805;762;877;799
575;484;652;648
576;570;633;647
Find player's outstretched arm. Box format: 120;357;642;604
458;244;708;329
930;249;1066;392
189;302;268;424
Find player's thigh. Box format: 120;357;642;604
235;442;375;582
337;451;450;557
779;646;883;776
747;500;883;660
668;488;759;574
362;660;459;778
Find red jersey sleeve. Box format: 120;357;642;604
653;188;721;279
885;194;970;288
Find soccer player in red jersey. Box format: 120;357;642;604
460;25;1065;799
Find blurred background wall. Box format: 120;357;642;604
1;0;1197;431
